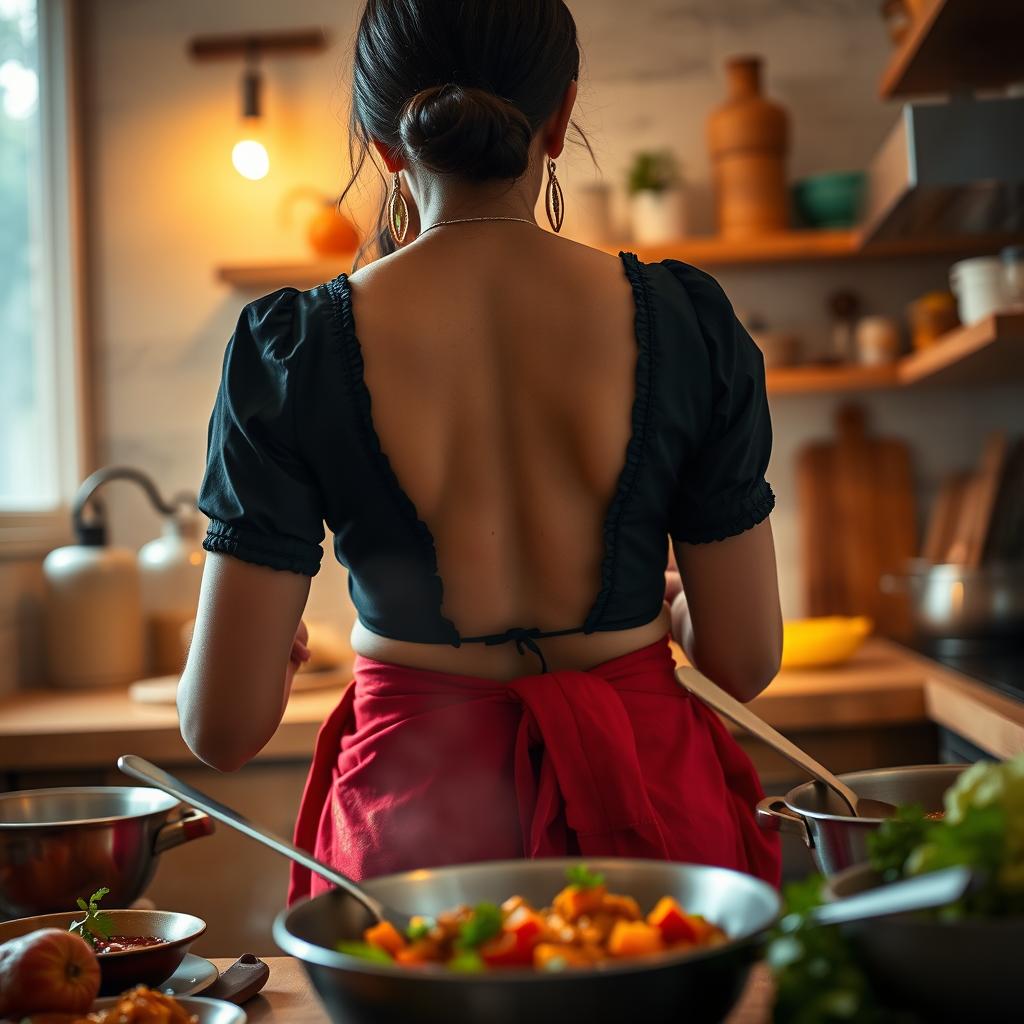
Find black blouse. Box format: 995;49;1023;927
199;254;774;661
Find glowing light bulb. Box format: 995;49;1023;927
232;139;269;180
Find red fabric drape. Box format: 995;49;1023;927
288;636;779;903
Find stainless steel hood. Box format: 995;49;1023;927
861;95;1024;242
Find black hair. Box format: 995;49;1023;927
341;0;589;263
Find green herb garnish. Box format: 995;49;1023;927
565;864;605;889
334;940;393;964
407;917;435;941
69;887;114;950
455;903;502;950
448;950;485;973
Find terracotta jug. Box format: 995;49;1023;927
707;56;790;238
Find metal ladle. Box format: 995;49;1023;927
677;667;898;819
117;754;412;932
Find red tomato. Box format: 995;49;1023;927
0;929;100;1016
480;930;534;967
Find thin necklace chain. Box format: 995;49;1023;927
417;215;538;238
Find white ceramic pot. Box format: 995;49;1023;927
949;256;1009;325
630;188;687;246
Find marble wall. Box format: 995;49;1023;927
75;0;1024;640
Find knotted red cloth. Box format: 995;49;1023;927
288;636;779;903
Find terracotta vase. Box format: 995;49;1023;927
307;200;360;257
707;56;790;238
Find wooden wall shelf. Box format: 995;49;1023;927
767;313;1024;396
879;0;1024;99
215;229;1020;289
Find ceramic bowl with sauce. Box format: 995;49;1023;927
0;908;207;995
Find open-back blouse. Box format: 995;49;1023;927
198;254;774;665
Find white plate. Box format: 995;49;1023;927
92;995;246;1024
162;953;219;995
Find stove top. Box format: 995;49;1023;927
904;638;1024;704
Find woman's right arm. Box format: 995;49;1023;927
672;518;782;702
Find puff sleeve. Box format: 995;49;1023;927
664;261;775;544
198;288;326;575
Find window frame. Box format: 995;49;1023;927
0;0;92;558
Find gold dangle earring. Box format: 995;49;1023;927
545;158;565;233
388;171;410;245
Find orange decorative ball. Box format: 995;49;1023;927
307;201;360;257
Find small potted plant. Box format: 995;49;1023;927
627;150;686;245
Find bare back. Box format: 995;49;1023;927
348;225;670;676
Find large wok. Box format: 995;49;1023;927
273;858;780;1024
756;765;967;875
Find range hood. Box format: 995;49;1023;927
861;95;1024;242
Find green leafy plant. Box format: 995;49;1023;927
564;864;605;889
68;887;114;950
627;151;681;195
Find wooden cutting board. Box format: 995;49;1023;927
798;405;918;639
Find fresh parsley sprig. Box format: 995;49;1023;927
69;887;114;950
565;864;605;889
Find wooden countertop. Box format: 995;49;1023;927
213;957;773;1023
1;639;1021;772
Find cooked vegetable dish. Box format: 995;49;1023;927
93;935;165;955
337;866;728;972
18;987;198;1024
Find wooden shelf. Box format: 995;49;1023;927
215;230;1020;288
766;364;899;395
880;0;1024;99
898;311;1024;387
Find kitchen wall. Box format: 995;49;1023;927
75;0;1024;636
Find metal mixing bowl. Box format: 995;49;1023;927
827;863;1024;1022
0;786;213;918
274;858;780;1024
757;765;967;875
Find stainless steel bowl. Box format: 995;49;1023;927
274;858;780;1024
881;560;1024;640
826;862;1024;1022
756;765;967;876
0;786;213;918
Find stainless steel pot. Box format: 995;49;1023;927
274;858;780;1024
756;765;966;876
826;862;1024;1022
0;786;213;918
881;560;1024;640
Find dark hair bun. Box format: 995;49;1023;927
399;84;534;181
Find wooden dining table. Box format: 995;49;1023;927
211;957;774;1022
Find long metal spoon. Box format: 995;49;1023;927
808;866;972;927
118;754;410;932
676;667;898;818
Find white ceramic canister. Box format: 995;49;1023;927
43;543;145;688
630;187;688;246
949;256;1008;325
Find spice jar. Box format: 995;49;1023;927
855;315;903;366
907;292;959;351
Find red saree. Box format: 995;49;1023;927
288;636;779;903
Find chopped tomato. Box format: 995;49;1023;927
480;929;533;967
646;897;702;945
364;920;406;956
607;920;664;958
505;905;546;949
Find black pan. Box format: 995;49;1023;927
273;858;780;1024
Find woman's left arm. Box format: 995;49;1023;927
177;553;311;772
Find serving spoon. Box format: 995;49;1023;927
676;667;898;819
118;754;410;932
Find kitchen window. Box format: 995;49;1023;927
0;0;87;554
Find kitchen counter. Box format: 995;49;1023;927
212;957;774;1023
1;638;1022;772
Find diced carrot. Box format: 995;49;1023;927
553;883;607;922
364;920;406;956
533;943;593;970
601;893;642;920
394;939;440;965
607;919;665;958
646;897;701;945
